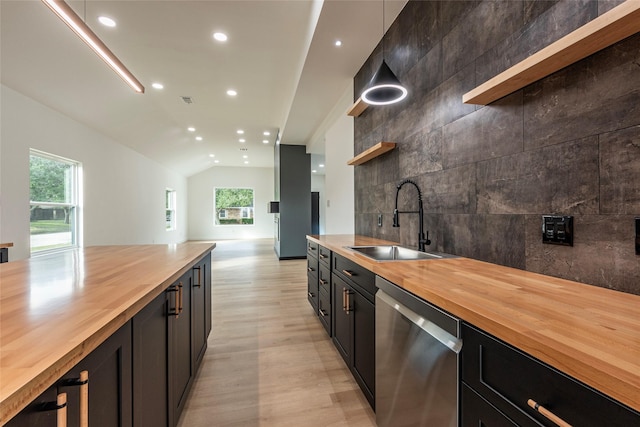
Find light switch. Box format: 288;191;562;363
542;215;573;246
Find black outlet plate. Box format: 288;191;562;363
542;215;573;246
636;218;640;255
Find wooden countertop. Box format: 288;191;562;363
0;243;215;425
0;243;13;249
307;234;640;412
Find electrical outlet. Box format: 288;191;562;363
378;214;383;227
542;215;573;246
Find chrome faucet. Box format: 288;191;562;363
393;179;431;252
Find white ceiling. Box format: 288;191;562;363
1;0;406;177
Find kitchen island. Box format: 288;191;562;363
307;234;640;416
0;243;214;425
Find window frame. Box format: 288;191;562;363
29;149;80;255
165;188;177;231
213;187;255;226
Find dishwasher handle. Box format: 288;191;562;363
377;290;463;354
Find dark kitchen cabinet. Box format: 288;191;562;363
191;253;211;373
133;291;169;427
461;323;640;426
7;322;132;427
332;273;351;362
133;266;205;427
307;242;319;312
317;263;331;335
332;252;376;409
61;321;132;427
168;271;193;427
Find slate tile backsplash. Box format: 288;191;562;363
353;0;640;295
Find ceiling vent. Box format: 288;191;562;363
180;96;194;104
240;148;248;151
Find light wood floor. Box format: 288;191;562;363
177;239;376;427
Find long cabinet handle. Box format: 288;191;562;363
79;371;88;427
342;269;354;277
57;393;67;427
178;282;184;314
342;288;352;314
527;399;572;427
167;286;179;316
57;370;89;427
345;289;352;314
193;266;202;288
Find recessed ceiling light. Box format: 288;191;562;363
239;138;246;143
263;131;270;136
213;32;228;42
98;16;116;27
187;127;196;132
226;89;237;97
214;160;220;164
152;82;164;90
244;161;249;164
196;136;203;141
237;129;244;135
335;40;342;47
262;140;269;144
243;155;249;159
312;170;317;173
319;164;325;168
209;154;215;158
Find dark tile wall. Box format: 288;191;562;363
353;0;640;295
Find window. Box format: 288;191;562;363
29;150;80;253
214;188;254;225
166;189;176;230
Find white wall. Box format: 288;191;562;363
0;85;188;261
187;166;274;240
324;86;355;234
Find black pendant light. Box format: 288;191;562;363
361;0;407;105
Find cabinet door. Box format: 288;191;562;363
5;386;58;427
331;273;351;365
307;271;318;312
133;292;169;427
192;259;207;369
169;271;193;426
352;290;375;408
59;321;132;427
461;384;518;427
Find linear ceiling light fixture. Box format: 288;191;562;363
41;0;145;93
361;0;407;105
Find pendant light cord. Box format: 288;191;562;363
381;0;385;59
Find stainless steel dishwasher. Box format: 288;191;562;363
376;276;462;427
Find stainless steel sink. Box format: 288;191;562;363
346;245;456;261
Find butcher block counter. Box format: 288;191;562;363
307;234;640;413
0;243;215;424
